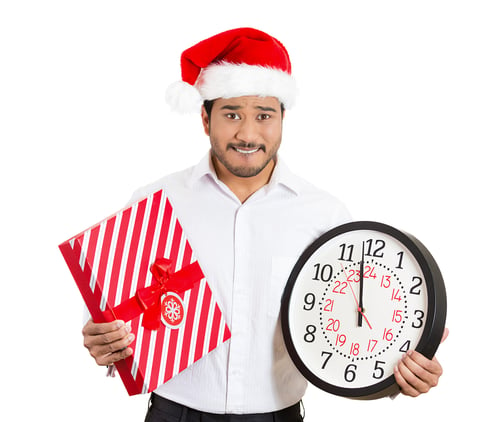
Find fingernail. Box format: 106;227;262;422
115;320;124;328
127;334;135;343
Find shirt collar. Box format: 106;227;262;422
188;151;218;186
188;151;300;196
267;156;301;196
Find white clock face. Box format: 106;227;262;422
285;226;435;397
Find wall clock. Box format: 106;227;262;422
281;221;447;399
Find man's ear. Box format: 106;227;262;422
201;105;210;136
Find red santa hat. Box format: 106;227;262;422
166;27;297;113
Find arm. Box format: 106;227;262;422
394;327;449;397
82;319;135;366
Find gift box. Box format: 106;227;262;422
59;189;231;395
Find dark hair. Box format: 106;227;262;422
203;99;215;118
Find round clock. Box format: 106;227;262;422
281;221;447;399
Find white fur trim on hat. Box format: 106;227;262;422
165;80;203;114
197;62;297;108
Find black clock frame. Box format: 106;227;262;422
280;221;447;399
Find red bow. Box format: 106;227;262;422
101;258;204;330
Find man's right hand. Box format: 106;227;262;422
82;319;135;366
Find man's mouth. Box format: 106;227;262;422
235;147;260;154
229;144;265;154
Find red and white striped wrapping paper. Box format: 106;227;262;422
59;189;231;395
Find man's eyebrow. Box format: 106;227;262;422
219;105;242;111
218;104;278;112
256;106;278;113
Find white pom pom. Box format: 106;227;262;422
165;81;203;113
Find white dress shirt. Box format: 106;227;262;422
128;152;351;414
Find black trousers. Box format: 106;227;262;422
145;393;303;422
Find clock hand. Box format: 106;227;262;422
358;243;365;327
340;262;373;329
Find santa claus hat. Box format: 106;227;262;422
166;27;297;113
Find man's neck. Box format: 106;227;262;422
211;156;275;203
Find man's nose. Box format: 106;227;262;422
236;119;260;143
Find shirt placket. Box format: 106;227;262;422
225;202;253;412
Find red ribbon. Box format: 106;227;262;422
101;258;204;330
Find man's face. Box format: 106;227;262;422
201;96;283;179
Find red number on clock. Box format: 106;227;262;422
326;318;341;332
383;328;393;341
332;280;348;294
392;310;403;323
346;269;360;283
363;265;377;279
367;339;378;352
350;343;360;356
336;334;346;347
323;299;334;312
380;275;391;288
391;288;402;302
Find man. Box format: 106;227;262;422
82;28;446;421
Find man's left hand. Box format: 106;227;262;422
394;328;449;397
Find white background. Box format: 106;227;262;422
1;1;488;420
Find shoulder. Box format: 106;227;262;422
127;154;214;205
126;165;194;205
302;182;352;228
279;163;352;227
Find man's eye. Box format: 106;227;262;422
225;113;240;120
257;114;271;121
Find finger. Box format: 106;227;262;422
406;351;443;381
394;363;420;397
83;321;131;349
89;332;135;360
396;352;440;396
395;358;431;396
94;345;134;366
82;319;126;336
441;327;449;343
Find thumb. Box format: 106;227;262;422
440;327;449;344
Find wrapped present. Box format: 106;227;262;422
59;189;231;395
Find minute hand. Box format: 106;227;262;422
358;243;365;327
